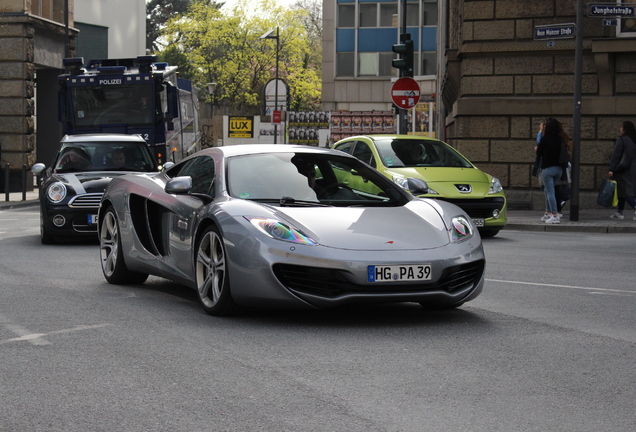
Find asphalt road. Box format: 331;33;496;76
1;205;634;432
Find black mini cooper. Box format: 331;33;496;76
31;134;158;244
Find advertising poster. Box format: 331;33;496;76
287;111;330;146
329;111;396;145
228;116;254;138
413;102;436;138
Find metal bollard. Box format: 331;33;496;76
22;164;27;201
4;163;9;202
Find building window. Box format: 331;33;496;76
338;4;355;28
359;4;378;28
423;1;438;26
359;52;379;75
422;51;437;76
337;52;355;76
406;3;420;27
379;52;396;76
380;4;398;27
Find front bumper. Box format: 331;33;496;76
41;202;100;238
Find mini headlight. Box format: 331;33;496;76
489;176;503;194
450;216;474;243
247;217;317;245
47;182;67;203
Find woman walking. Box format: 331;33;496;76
608;120;636;220
536;118;565;224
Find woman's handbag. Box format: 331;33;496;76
597;179;617;208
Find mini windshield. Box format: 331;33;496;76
53;141;158;173
227;152;407;206
374;139;474;169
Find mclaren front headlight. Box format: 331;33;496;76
47;182;67;203
449;216;474;243
247;217;318;246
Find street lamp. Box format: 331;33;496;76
260;28;280;144
206;83;216;147
206;82;216;112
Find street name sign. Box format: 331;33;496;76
588;3;636;17
534;23;577;40
391;77;420;110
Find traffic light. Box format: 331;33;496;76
392;33;414;77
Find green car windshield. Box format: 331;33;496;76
374;139;473;169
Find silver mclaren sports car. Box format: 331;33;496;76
98;144;485;316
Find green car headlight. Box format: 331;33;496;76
489;177;503;194
247;217;317;245
449;216;474;243
47;182;67;203
392;175;408;190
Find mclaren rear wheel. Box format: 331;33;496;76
99;206;148;285
195;225;240;316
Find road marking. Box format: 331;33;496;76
486;278;634;294
0;313;112;345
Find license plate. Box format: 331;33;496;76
88;214;98;224
368;264;432;283
472;218;484;227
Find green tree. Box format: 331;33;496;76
146;0;224;53
159;0;321;115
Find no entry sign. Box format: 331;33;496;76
391;77;421;109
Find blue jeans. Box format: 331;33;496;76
541;166;563;214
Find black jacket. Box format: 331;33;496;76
536;134;563;169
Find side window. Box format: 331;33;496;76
165;159;192;178
180;156;216;195
334;141;355;155
352;142;376;168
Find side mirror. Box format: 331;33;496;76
31;163;46;175
165;176;192;195
407;177;429;195
162;161;175;171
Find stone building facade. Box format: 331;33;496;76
0;0;77;192
441;0;636;209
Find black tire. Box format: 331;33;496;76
40;214;56;245
195;225;239;316
99;206;148;285
478;228;501;238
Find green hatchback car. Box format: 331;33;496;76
333;134;507;237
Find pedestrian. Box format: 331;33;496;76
536;118;565;224
608;120;636;220
535;120;572;220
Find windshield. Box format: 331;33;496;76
227;152;407;206
374;139;474;169
70;84;155;127
53;140;158;173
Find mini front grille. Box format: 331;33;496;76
68;193;103;209
273;260;485;299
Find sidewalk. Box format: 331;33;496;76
1;190;635;233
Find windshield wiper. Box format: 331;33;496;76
249;197;330;207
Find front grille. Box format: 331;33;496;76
273;260;485;298
436;197;504;219
68;193;103;209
